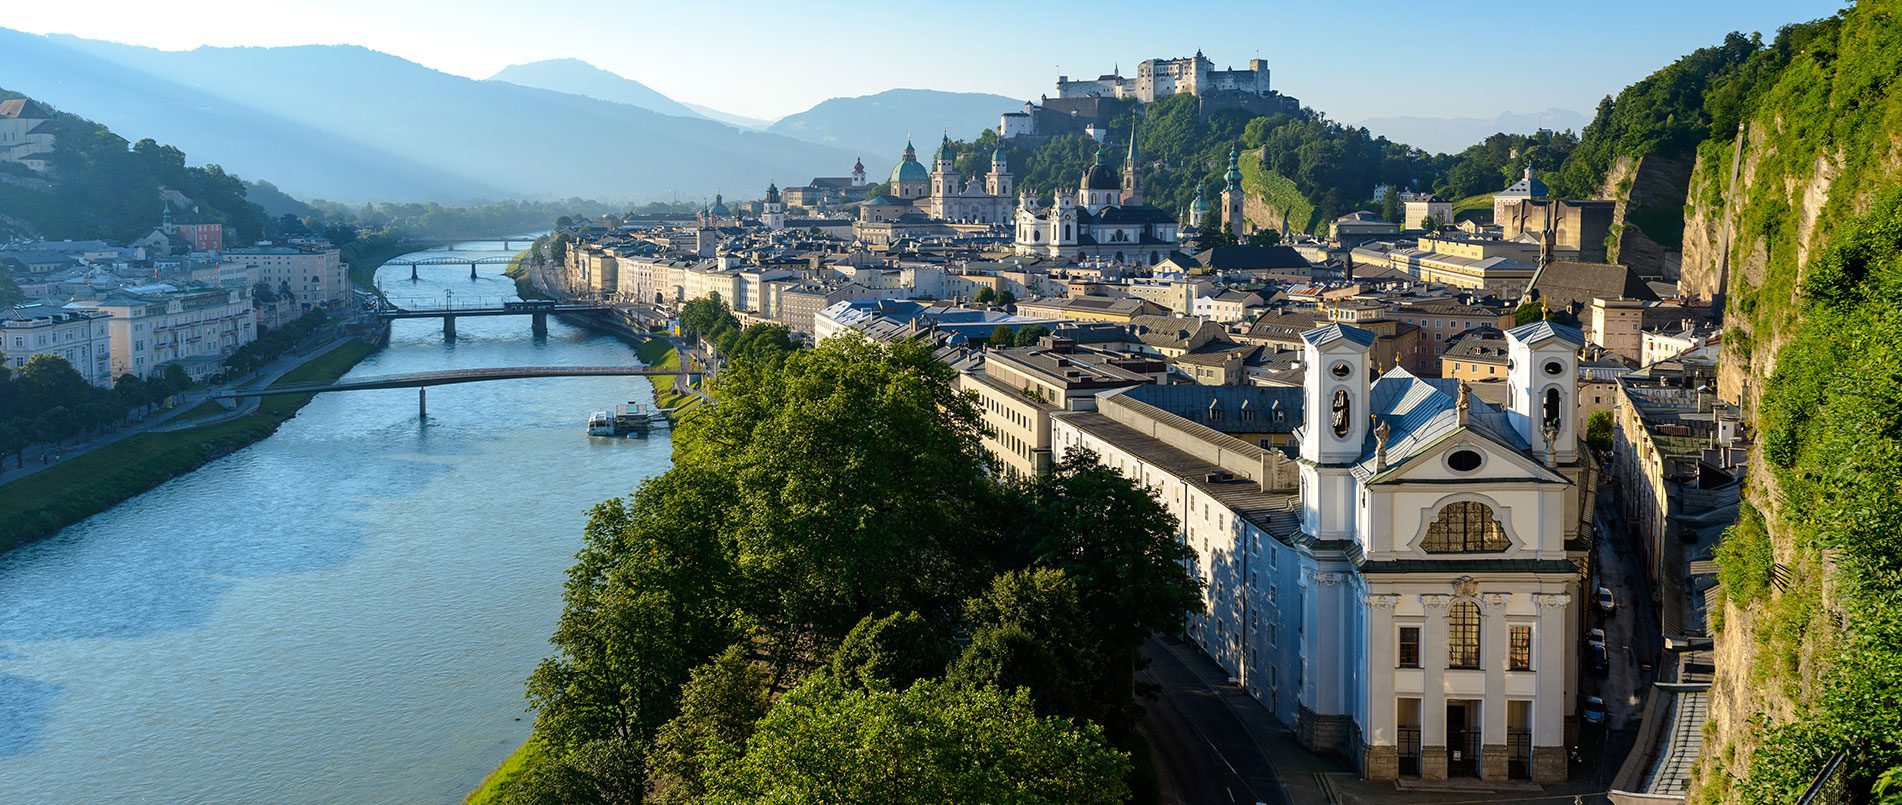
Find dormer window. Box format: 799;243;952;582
1207;401;1223;422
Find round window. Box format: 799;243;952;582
1447;450;1483;472
1330;362;1351;379
1544;360;1564;376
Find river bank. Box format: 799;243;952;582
0;338;377;552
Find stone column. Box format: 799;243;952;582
1362;593;1401;781
1480;592;1512;781
1531;592;1572;784
1419;593;1450;781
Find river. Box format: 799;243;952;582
0;240;672;803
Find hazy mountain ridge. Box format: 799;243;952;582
769;88;1022;158
489;58;704;120
0;30;859;203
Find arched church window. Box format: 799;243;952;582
1064;225;1072;240
1421;501;1511;553
1543;388;1562;432
1448;600;1481;668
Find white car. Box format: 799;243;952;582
1597;586;1616;612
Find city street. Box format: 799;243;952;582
1139;637;1292;805
1582;477;1660;779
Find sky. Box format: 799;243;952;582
3;0;1848;122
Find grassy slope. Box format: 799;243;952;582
0;340;376;552
1236;151;1320;235
465;739;542;805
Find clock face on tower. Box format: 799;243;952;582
1331;388;1351;437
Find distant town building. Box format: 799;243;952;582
1;304;113;385
0;98;56;172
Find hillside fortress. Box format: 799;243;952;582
1056;51;1272;102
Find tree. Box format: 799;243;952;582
1246;230;1282;247
1198;214;1238;247
678;295;738;340
1012;325;1050;348
672;334;1001;661
525;473;742;754
649;645;772;805
700;675;1131;805
556;215;575;229
1586;409;1615;453
829;611;956;690
0;422;22;469
988;324;1014;346
973;287;997;304
1419;214;1444;232
1514;300;1545;326
0;270;23;307
995;290;1017;307
950;568;1099;718
1017;450;1202;731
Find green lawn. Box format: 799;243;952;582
165;398;234;426
466;739;542;804
0;339;377;552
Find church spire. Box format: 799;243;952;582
1121;119;1143;206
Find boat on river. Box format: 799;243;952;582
587;402;660;437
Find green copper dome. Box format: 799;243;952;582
890;158;930;184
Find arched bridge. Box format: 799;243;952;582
216;365;703;417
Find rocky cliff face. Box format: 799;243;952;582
1599;151;1695;282
1676;4;1902;800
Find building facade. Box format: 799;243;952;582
1051;321;1586;784
2;304;114;385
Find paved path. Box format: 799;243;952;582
0;334;362;485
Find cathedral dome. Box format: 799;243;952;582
709;194;732;217
1082;159;1120;191
891;160;929;184
1190;194;1210;212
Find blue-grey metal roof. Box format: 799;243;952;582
1300;322;1378;348
1504;320;1585;347
1124;384;1305;435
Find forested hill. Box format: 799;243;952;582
0;89;269;243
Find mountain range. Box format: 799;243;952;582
767;89;1022;159
1353;108;1592;154
0;30;888;203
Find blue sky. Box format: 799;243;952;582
5;0;1848;121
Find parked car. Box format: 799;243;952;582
1583;695;1606;724
1588;628;1607;647
1589;642;1610;674
1597;586;1616;612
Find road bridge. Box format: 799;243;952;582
376;302;612;337
387;255;517;280
215;365;703;417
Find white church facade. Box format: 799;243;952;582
1050;320;1587;784
1012;135;1181;264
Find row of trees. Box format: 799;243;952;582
221;309;328;376
0;354;187;467
498;332;1201;803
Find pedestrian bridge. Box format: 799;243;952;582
217;365;702;416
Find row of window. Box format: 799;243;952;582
1396;611;1533;671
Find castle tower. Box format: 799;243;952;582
1121;122;1143;205
1222;145;1246;239
762;181;785;230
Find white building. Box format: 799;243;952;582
1050;321;1587;784
220;243;347;309
1013;146;1180;264
80;284;257;381
1056;52;1272;102
1;304;114;386
0;98;56;172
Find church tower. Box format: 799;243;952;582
931;134;960;207
1221;145;1246;239
851;157;867;186
986;146;1012;198
1188;184;1209;229
762;181;785;230
1298;323;1375;542
1121;122;1143;205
